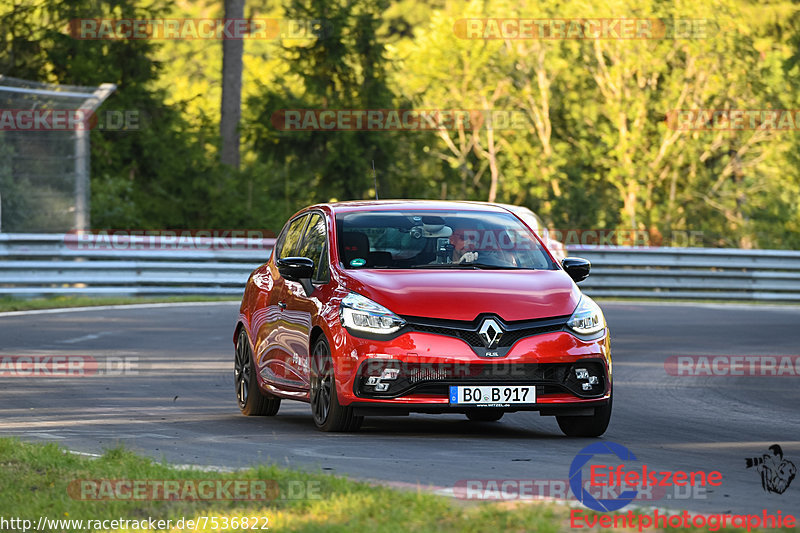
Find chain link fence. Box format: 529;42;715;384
0;76;115;232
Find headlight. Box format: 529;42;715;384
567;295;605;335
340;292;406;335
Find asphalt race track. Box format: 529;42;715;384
1;301;798;515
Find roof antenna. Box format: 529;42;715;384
372;160;379;200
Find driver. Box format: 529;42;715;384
450;227;478;263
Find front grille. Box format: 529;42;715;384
497;324;565;346
403;314;569;354
403;362;570;384
354;359;607;400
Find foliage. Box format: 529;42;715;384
0;0;798;247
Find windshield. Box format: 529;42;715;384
336;210;556;270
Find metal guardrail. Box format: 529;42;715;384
0;233;270;297
569;246;800;301
1;234;799;301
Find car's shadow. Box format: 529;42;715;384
246;410;570;440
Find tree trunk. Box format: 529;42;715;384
220;0;245;169
624;180;638;229
486;126;499;203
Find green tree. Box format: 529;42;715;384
248;0;401;209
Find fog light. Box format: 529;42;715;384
588;376;599;385
381;368;400;380
582;383;593;391
375;382;390;392
575;368;589;380
366;376;380;386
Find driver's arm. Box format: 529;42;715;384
458;251;479;263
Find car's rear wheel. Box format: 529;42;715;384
235;329;281;416
465;409;504;422
556;398;612;437
310;336;363;432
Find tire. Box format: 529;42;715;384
235;329;281;416
310;336;363;432
465;409;504;422
556;398;612;437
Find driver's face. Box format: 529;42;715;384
449;230;467;251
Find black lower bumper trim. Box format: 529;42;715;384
348;398;610;417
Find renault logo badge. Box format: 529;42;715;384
478;318;503;348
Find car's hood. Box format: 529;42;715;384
338;269;580;321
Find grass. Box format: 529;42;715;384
0;438;795;532
0;296;238;313
0;438;560;533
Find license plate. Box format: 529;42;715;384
449;385;536;406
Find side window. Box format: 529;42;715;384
316;243;330;282
273;224;289;259
297;213;330;283
278;215;309;260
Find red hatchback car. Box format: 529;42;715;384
234;201;611;436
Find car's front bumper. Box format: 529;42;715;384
331;327;611;413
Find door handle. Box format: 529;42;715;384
278;301;287;310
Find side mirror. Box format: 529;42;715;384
277;257;315;295
562;257;591;283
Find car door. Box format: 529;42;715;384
281;212;331;389
254;213;309;392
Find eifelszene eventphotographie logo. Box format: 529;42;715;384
569;442;723;512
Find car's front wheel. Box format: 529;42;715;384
235;329;281;416
310;336;363;432
556;398;612;437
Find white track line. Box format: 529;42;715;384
59;331;114;344
599;300;800;311
0;300;239;318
